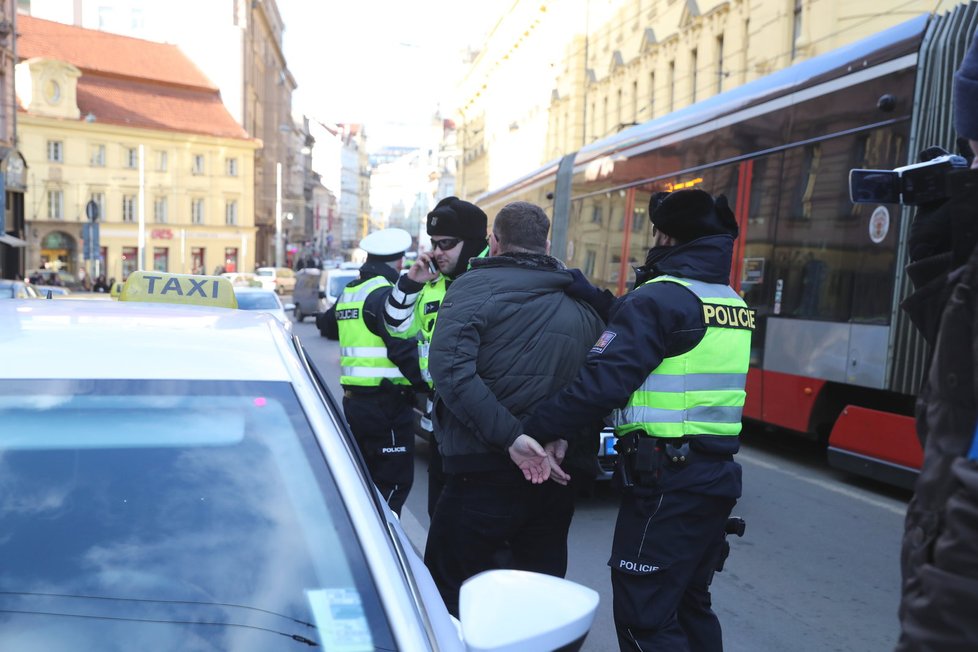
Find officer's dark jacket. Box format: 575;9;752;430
321;260;424;389
428;252;605;474
523;234;742;462
897;182;978;651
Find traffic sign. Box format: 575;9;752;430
82;222;100;260
86;199;100;222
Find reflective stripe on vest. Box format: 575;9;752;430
416;245;489;387
613;275;753;438
337;276;410;387
416;276;447;386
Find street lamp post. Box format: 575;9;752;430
275;162;283;268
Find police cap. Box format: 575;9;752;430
360;228;412;262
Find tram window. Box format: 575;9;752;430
770;137;896;323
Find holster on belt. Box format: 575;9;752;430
614;431;664;487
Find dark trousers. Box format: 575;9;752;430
424;470;575;616
342;391;415;515
427;439;446;519
610;481;736;652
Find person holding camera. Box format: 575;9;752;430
896;28;978;652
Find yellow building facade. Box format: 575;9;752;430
16;16;259;284
457;0;948;198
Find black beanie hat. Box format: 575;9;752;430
649;189;739;242
954;28;978;141
426;196;488;240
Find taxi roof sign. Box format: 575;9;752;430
119;271;238;308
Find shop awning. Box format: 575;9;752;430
0;233;27;247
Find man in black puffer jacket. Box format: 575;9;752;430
424;201;605;616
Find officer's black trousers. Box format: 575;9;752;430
342;391;415;515
424;470;575;616
609;477;736;652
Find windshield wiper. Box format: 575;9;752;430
0;590;315;628
0;608;319;646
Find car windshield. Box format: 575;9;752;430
0;379;395;651
235;292;280;310
330;274;357;298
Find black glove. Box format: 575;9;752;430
565;268;615;320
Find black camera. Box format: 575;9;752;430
849;154;969;205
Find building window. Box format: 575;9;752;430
191;198;205;225
121;246;137;278
125;147;138;169
153;247;168;272
226;158;238;176
91;144;106;167
122;195;136;223
583;250;597;277
691;49;698;104
591;204;603;224
90;192;106;221
191;247;206;275
792;0;803;59
47;190;64;219
632;80;638;122
225;199;238;225
224;247;238;273
153;196;168;223
649;73;655;118
47;140;64;163
158;151;168;172
192;154;205;175
669;60;676;112
717;35;725;94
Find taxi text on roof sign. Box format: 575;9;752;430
119;271;238;308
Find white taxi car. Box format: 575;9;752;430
0;272;598;651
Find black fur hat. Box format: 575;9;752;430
649;189;739;242
426;196;487;239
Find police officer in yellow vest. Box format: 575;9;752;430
383;197;489;516
523;189;753;652
321;228;426;516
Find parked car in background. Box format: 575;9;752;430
221;271;262;288
27;269;85;290
232;286;293;332
0;280;39;299
33;285;72;299
255;266;296;295
294;265;361;325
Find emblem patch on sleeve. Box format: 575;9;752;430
591;330;617;354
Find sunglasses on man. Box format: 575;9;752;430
430;237;462;251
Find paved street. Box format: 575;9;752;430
295;318;912;652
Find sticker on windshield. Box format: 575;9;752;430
306;588;374;651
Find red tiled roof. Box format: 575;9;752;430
17;14;249;139
76;76;248;139
18;14;215;90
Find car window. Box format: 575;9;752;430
0;379;396;650
256;270;273;277
235;292;281;310
329;274;357;298
0;287;13;298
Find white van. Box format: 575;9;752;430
291;265;360;322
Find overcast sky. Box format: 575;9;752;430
279;0;513;150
